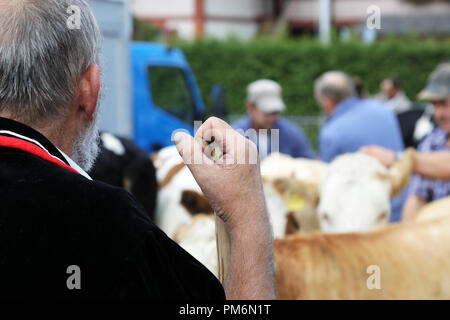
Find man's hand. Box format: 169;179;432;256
173;117;265;230
360;145;396;167
174;117;276;300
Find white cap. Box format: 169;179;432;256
247;79;286;114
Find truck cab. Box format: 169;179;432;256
131;42;206;152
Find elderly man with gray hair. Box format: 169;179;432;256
315;71;404;162
315;71;406;221
0;0;276;300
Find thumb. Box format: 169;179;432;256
173;132;212;169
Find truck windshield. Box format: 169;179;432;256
148;66;196;125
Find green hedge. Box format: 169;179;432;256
175;38;450;116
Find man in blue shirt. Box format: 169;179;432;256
315;71;406;221
232;79;314;159
316;71;404;162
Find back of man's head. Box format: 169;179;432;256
314;71;356;109
0;0;101;125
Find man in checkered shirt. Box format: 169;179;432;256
362;63;450;221
404;64;450;219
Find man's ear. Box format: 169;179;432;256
321;97;335;114
78;64;100;121
247;103;255;115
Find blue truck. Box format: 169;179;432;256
131;42;207;152
91;0;217;153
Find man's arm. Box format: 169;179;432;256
413;152;450;180
174;117;276;300
402;195;427;221
361;146;450;180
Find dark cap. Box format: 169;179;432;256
418;63;450;101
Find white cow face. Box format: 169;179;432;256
318;175;391;233
317;154;392;233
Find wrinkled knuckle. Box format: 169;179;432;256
209;116;229;128
206;116;220;126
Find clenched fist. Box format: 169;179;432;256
173;117;267;232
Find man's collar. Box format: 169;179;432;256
0;117;92;180
0;117;68;164
57;148;92;181
329;97;360;120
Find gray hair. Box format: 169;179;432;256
314;71;356;105
0;0;102;124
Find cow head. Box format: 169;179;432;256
261;154;326;234
261;150;415;233
318;150;415;233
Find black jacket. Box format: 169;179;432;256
89;132;158;221
0;117;224;300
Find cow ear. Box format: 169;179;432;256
271;177;321;207
180;190;213;215
388;148;416;198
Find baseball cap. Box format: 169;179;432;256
418;63;450;101
247;79;286;114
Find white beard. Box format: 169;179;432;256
71;75;104;173
71;114;100;173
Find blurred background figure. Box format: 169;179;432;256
315;71;407;222
232;79;314;159
402;63;450;221
315;71;404;163
353;76;367;99
379;77;412;114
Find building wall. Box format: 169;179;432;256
132;0;450;39
131;0;272;40
204;21;261;39
204;0;272;39
131;0;196;38
205;0;272;18
285;0;450;24
131;0;195;17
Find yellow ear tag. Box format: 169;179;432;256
287;195;305;211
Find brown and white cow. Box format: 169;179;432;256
261;150;414;233
275;203;450;299
151;146;213;238
414;196;450;223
